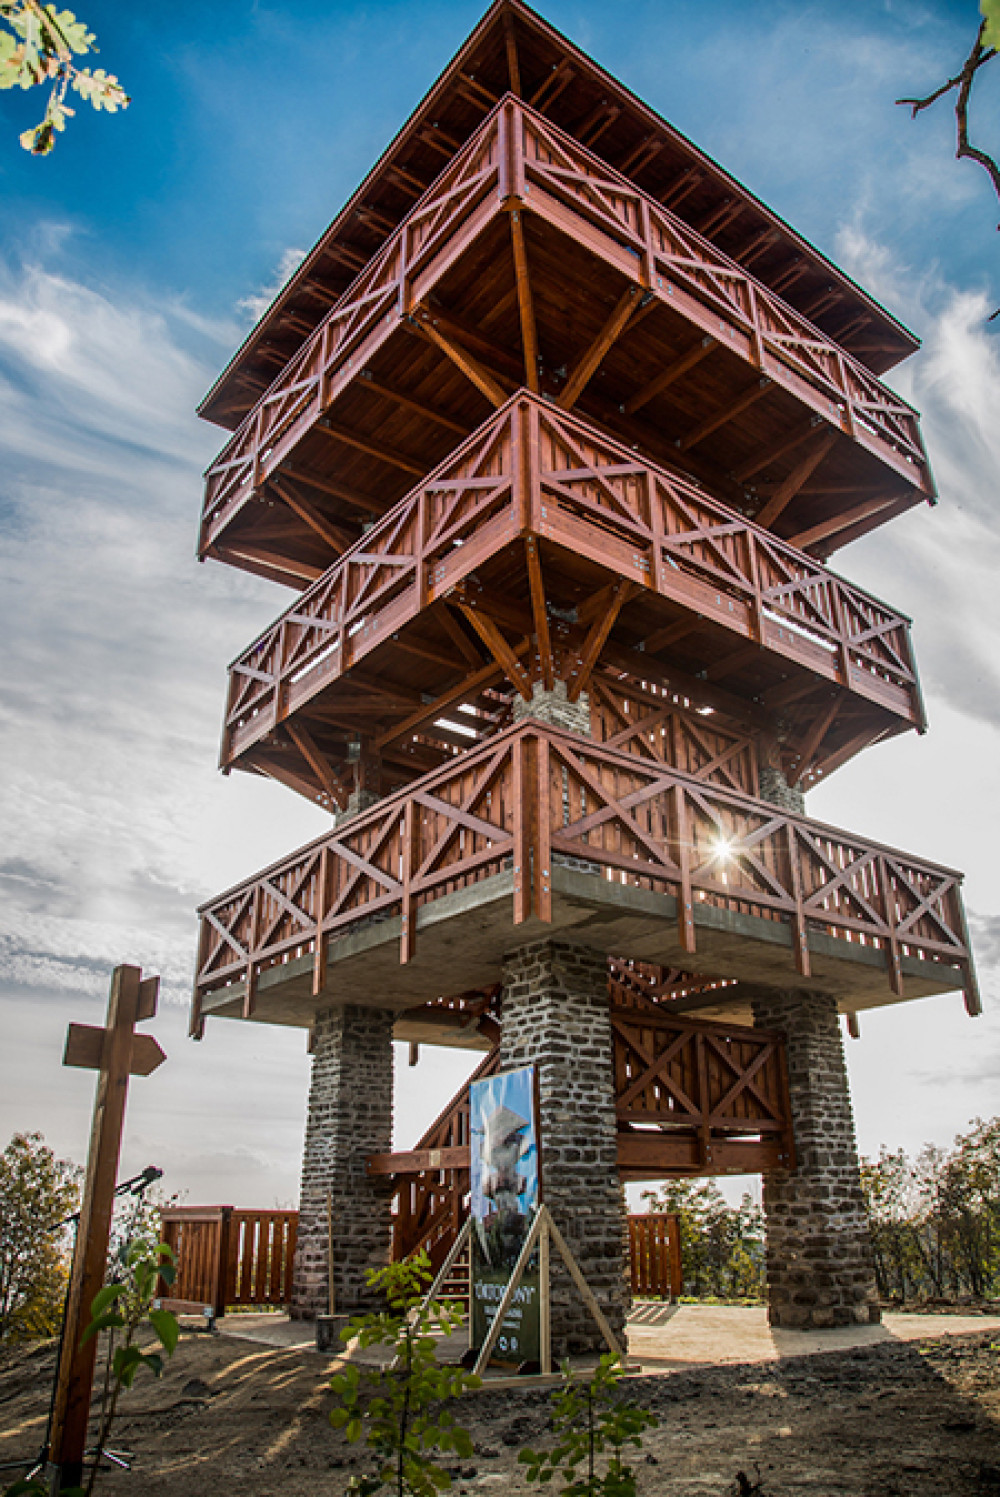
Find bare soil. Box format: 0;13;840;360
2;1324;1000;1496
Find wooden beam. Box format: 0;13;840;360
623;337;717;415
732;418;821;484
703;641;762;682
284;464;382;517
788;493;912;553
216;543;323;587
557;283;643;410
458;605;533;699
567;580;634;701
753;429;838;529
524;536;554;689
435;603;486;668
641;617;700;655
510;210;540;392
316;421;424;476
787;691;844;788
355;376;467;434
375;659;505;750
285;721;349;807
676;378;771;452
366;1145;469;1175
415;312;509;407
503;8;522;95
269;478;354;553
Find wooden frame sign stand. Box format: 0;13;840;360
421;1206;624;1385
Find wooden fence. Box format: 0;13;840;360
629;1214;682;1299
157;1204;679;1312
157;1206;297;1319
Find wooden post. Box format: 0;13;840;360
48;964;164;1492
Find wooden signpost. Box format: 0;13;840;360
47;963;165;1492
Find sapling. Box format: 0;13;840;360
328;1251;481;1496
519;1352;657;1497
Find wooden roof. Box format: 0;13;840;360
199;0;918;431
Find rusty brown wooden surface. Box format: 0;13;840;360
192;719;977;1036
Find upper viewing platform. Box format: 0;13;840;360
198;95;933;588
199;0;919;436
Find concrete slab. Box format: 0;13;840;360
209;1304;1000;1374
199;863;966;1035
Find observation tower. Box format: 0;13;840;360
191;0;979;1346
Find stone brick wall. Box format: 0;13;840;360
501;939;629;1354
291;1003;394;1317
511;680;591;736
758;764;806;815
752;988;879;1329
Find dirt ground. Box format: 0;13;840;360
3;1317;1000;1496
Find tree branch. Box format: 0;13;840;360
897;19;1000;317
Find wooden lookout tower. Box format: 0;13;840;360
191;1;980;1344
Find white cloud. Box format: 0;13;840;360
237;245;307;326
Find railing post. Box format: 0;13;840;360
243;886;260;1019
400;798;417;962
786;820;811;978
878;854;904;998
674;784;696;955
513;731;530;924
215;1206;233;1319
312;844;330;997
534;730;552;922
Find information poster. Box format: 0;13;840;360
469;1064;540;1366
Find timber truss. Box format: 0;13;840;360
378;968;795;1277
221;393;923;808
199;97;932;588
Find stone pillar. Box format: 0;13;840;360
500;939;628;1354
752;988;879;1329
511;680;591;736
291;1003;394;1317
757;764;805;815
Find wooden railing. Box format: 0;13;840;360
200;96;931;554
221;393;922;768
193;724;977;1035
613;1009;793;1176
157;1206;297;1318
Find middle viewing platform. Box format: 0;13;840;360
198;97;934;590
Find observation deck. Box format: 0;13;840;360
198;98;932;590
192;719;978;1039
220;392;924;807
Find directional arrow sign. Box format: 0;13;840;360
63;1023;166;1076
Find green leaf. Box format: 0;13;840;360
983;0;1000;50
346;1417;363;1443
148;1308;179;1355
79;1309;125;1345
90;1282;124;1319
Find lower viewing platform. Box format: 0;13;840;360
192;720;978;1036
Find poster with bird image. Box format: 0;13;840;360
469;1064;540;1366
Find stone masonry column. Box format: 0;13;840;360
291;1003;394;1317
500;939;628;1354
751;988;879;1329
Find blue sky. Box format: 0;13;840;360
1;0;999;1206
